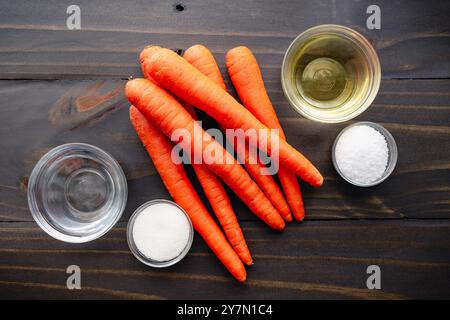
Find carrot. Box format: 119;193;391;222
235;137;292;221
129;106;246;281
139;48;254;257
143;49;252;262
182;45;226;88
140;47;323;187
226;46;305;220
183;102;253;265
125;78;285;231
183;44;292;222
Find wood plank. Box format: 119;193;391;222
0;0;449;79
0;79;449;222
0;220;449;299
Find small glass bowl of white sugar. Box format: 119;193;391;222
332;121;398;187
127;199;193;268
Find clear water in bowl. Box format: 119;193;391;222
28;143;127;242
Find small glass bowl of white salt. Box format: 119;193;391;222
127;199;193;268
332;121;398;187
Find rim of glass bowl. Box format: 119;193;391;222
331;121;398;187
281;24;381;123
27;143;128;243
127;199;194;268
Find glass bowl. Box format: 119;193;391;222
127;199;194;268
332;121;398;187
27;143;127;243
281;24;381;123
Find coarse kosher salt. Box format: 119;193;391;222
335;125;389;184
132;202;191;262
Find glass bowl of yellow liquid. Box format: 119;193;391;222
281;25;381;123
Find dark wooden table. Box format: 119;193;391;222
0;0;449;299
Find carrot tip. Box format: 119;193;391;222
243;258;253;266
125;78;145;106
307;177;323;188
315;175;324;187
139;45;162;65
274;221;286;231
227;46;250;56
186;44;206;51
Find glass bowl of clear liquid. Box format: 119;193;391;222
27;143;127;243
281;24;381;123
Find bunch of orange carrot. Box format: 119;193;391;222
127;44;323;282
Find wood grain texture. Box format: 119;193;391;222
0;221;449;299
0;0;449;79
0;0;449;299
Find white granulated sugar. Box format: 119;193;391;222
132;202;190;262
335;125;389;184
